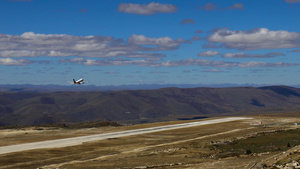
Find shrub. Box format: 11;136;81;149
245;149;252;154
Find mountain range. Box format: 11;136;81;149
0;85;300;126
0;83;277;92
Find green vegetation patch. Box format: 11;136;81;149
64;121;122;129
0;121;122;130
209;128;300;159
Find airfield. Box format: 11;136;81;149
0;116;300;168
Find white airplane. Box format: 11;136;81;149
73;78;85;84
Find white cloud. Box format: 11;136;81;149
0;32;184;59
201;69;222;73
237;61;267;68
223;52;285;58
71;43;107;52
237;61;295;68
60;57;86;64
118;2;178;15
0;50;48;57
155;59;299;68
207;28;300;50
0;32;116;55
157;59;224;67
84;59;98;66
128;34;182;49
61;56;300;69
0;58;32;65
47;51;74;57
198;51;220;57
60;58;156;67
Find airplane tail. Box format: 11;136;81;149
73;79;76;83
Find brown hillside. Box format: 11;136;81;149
0;86;300;126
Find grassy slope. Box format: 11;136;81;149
1;86;300;126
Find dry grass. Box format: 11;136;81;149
0;116;299;169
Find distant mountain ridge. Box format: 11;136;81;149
0;83;270;92
0;85;300;126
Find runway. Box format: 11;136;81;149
0;117;251;155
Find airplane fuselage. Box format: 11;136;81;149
73;78;84;84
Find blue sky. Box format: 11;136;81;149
0;0;299;86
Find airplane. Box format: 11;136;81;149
73;78;85;84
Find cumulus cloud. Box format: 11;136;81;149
201;69;222;73
157;59;227;67
127;34;185;50
61;56;300;69
156;59;299;68
237;61;296;68
207;28;300;50
0;58;32;65
0;50;48;57
0;32;188;60
223;52;285;58
198;51;220;57
0;32;117;57
0;32;111;58
2;31;299;69
60;57;158;67
118;2;178;15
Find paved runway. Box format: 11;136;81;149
0;117;251;155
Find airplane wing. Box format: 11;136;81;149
73;78;84;84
